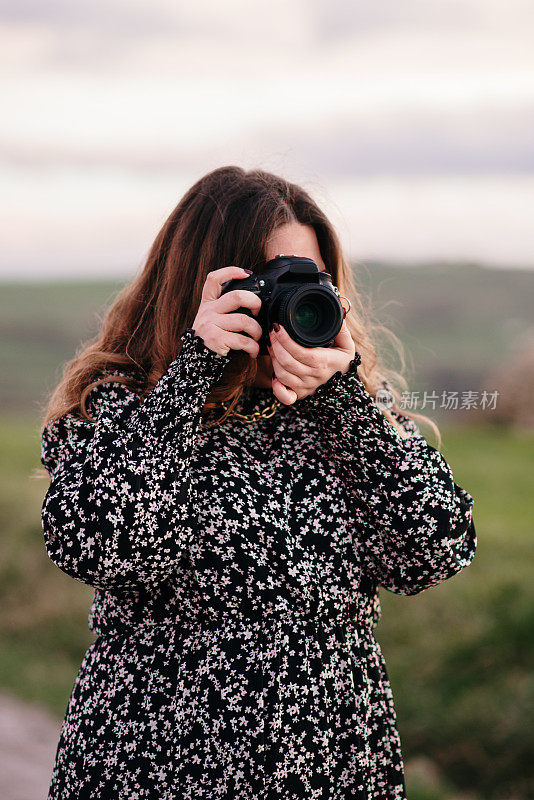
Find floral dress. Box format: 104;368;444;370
40;327;476;800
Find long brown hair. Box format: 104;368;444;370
41;165;440;444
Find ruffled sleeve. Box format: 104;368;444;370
40;328;230;591
295;355;477;596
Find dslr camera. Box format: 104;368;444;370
220;255;350;355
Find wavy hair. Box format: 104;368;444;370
41;165;440;445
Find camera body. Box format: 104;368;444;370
220;255;344;355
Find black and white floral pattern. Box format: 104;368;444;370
40;326;476;799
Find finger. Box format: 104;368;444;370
332;319;355;352
272;373;298;405
269;324;321;368
202;266;252;301
273;320;355;362
270;353;311;391
215;289;262;317
217;312;263;341
208;323;260;358
222;330;260;358
268;336;311;380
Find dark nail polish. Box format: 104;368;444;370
273;323;280;332
244;268;253;274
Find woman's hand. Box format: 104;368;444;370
268;320;356;405
191;266;263;357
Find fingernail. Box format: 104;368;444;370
243;268;253;274
273;322;280;332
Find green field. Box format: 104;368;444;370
2;263;533;416
1;416;533;799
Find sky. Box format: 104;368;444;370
1;0;534;279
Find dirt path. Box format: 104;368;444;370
0;692;61;800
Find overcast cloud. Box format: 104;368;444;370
1;0;533;277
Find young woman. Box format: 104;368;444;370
40;166;476;800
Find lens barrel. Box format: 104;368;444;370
277;284;342;347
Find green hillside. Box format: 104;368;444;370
1;263;533;418
0;280;124;414
356;261;534;394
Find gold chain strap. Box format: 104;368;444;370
200;396;281;429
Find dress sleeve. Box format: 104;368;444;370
40;327;230;592
295;356;477;596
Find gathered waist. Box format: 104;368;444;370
89;586;380;641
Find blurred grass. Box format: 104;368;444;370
0;417;94;711
1;414;533;798
2;264;534;415
377;424;534;800
0;280;124;413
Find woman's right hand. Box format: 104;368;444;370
191;266;263;357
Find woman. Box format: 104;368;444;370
40;166;476;799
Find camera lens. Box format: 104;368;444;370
278;285;342;347
294;298;322;331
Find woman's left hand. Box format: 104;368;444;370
267;320;356;405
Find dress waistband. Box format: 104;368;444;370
90;589;380;640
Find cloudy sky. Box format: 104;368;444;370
1;0;534;278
